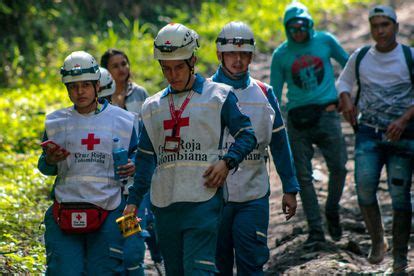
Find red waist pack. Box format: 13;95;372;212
52;201;109;234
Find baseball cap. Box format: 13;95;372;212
369;5;397;22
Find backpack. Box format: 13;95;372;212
354;44;414;105
255;80;268;97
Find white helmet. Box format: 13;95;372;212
216;21;255;52
98;67;116;97
61;51;100;84
154;23;199;60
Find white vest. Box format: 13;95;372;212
224;79;275;202
45;104;135;210
142;81;231;207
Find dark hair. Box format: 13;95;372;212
100;48;131;82
100;48;130;69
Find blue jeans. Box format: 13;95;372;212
216;195;269;276
355;125;413;211
287;110;347;234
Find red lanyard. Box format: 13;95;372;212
168;91;194;136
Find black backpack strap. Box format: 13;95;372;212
354;46;371;106
402;44;414;85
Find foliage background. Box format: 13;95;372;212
0;0;382;272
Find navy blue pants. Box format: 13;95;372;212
153;191;223;276
216;195;270;276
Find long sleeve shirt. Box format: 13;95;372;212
127;74;257;206
212;66;299;194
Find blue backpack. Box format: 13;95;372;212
354;44;414;105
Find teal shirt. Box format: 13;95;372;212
270;2;348;110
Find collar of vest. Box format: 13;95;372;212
162;73;205;98
212;65;251;90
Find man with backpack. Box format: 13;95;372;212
270;2;349;248
337;5;414;273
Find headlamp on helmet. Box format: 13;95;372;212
216;21;255;52
154;23;199;60
61;51;100;84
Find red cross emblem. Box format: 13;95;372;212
76;213;83;221
163;111;189;136
81;133;100;150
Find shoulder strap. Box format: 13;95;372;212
402;44;414;85
355;45;371;106
255;80;268;97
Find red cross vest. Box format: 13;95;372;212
224;79;275;202
45;104;135;210
141;81;231;207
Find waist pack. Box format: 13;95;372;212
52;201;109;234
288;104;325;129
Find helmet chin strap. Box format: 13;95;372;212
173;57;195;93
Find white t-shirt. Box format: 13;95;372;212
336;43;414;128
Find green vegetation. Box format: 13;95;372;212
0;0;374;273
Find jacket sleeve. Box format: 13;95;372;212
328;32;349;68
37;131;58;176
270;50;286;103
127;123;156;207
266;88;300;193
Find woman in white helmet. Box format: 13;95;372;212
123;23;257;275
98;67;116;98
38;51;137;274
212;21;299;275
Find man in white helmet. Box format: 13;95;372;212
124;23;257;275
212;21;300;275
38;51;137;274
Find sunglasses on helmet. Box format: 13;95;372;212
216;37;255;46
154;36;198;53
61;65;99;76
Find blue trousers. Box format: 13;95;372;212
287;110;347;234
44;202;125;275
123;234;145;276
355;125;413;211
216;195;270;276
140;193;163;263
153;191;223;276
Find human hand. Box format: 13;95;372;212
123;204;137;216
338;93;357;126
282;193;297;221
386;117;408;141
203;160;229;188
117;159;135;177
44;143;70;165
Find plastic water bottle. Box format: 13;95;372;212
112;137;128;180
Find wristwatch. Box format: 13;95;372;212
222;157;237;170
